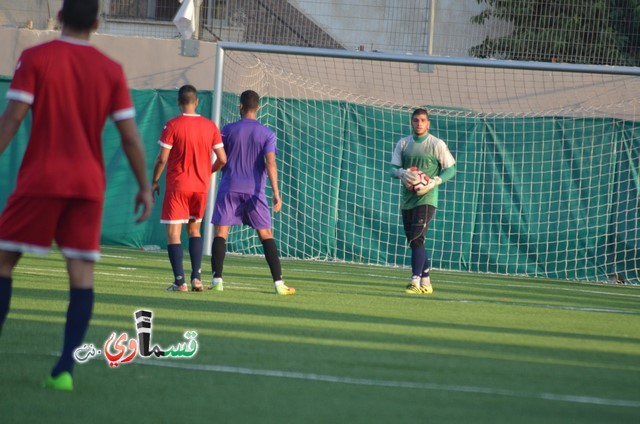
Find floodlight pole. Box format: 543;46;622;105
203;43;225;256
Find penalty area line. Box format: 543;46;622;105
137;360;640;408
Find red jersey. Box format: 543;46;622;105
158;114;222;193
6;37;135;200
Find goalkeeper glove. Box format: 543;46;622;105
415;176;442;196
395;168;421;189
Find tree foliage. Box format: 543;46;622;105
469;0;640;66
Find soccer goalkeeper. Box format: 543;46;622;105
389;108;456;294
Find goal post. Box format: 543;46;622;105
204;41;640;285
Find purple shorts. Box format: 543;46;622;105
212;191;272;229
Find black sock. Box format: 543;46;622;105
0;276;12;337
167;244;185;284
189;237;203;281
262;238;283;282
51;288;94;377
211;237;226;279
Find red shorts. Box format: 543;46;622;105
0;194;103;261
160;191;207;224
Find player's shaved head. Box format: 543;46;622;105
59;0;99;31
412;108;429;120
178;85;198;106
240;90;260;111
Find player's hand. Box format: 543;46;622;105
151;182;160;200
398;168;421;189
272;192;282;213
134;189;153;223
415;176;442;196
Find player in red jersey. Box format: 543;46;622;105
151;85;226;292
0;0;152;391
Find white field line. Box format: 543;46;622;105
137;360;640;408
1;347;637;408
12;266;639;313
23;247;640;297
283;266;640;299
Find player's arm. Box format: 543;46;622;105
0;100;29;155
211;143;227;174
151;146;170;198
415;144;457;196
439;163;456;184
415;164;456;196
115;118;153;223
388;140;420;186
265;151;282;213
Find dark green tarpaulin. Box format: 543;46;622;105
0;78;637;284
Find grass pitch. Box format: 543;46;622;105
0;246;639;423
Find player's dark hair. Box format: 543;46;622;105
59;0;99;31
178;85;198;105
412;108;429;120
240;90;260;111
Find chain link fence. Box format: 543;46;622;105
0;1;638;65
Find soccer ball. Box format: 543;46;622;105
408;167;430;191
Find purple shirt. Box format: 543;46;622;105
218;118;277;195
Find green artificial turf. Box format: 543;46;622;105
1;246;638;423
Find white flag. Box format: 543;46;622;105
173;0;196;40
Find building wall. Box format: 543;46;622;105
0;27;218;90
289;0;509;55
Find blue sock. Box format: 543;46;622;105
189;237;203;281
0;276;12;336
422;253;431;278
411;247;427;277
51;288;94;377
167;244;185;285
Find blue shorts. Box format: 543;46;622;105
212;191;272;230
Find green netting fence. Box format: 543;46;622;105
0;79;638;284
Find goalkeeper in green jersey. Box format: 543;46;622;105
389;108;456;294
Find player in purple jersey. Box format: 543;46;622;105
209;90;295;295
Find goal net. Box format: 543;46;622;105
207;43;640;286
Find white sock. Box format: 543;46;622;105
421;276;431;287
213;277;223;285
274;280;285;287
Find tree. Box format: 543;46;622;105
469;0;640;66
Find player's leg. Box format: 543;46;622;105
402;208;421;293
209;192;243;291
46;257;95;391
403;205;429;294
403;205;436;294
186;219;203;291
48;198;103;391
249;194;295;295
0;250;21;337
0;195;56;336
419;206;436;293
186;192;207;291
210;225;229;291
165;223;188;291
161;192;190;292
